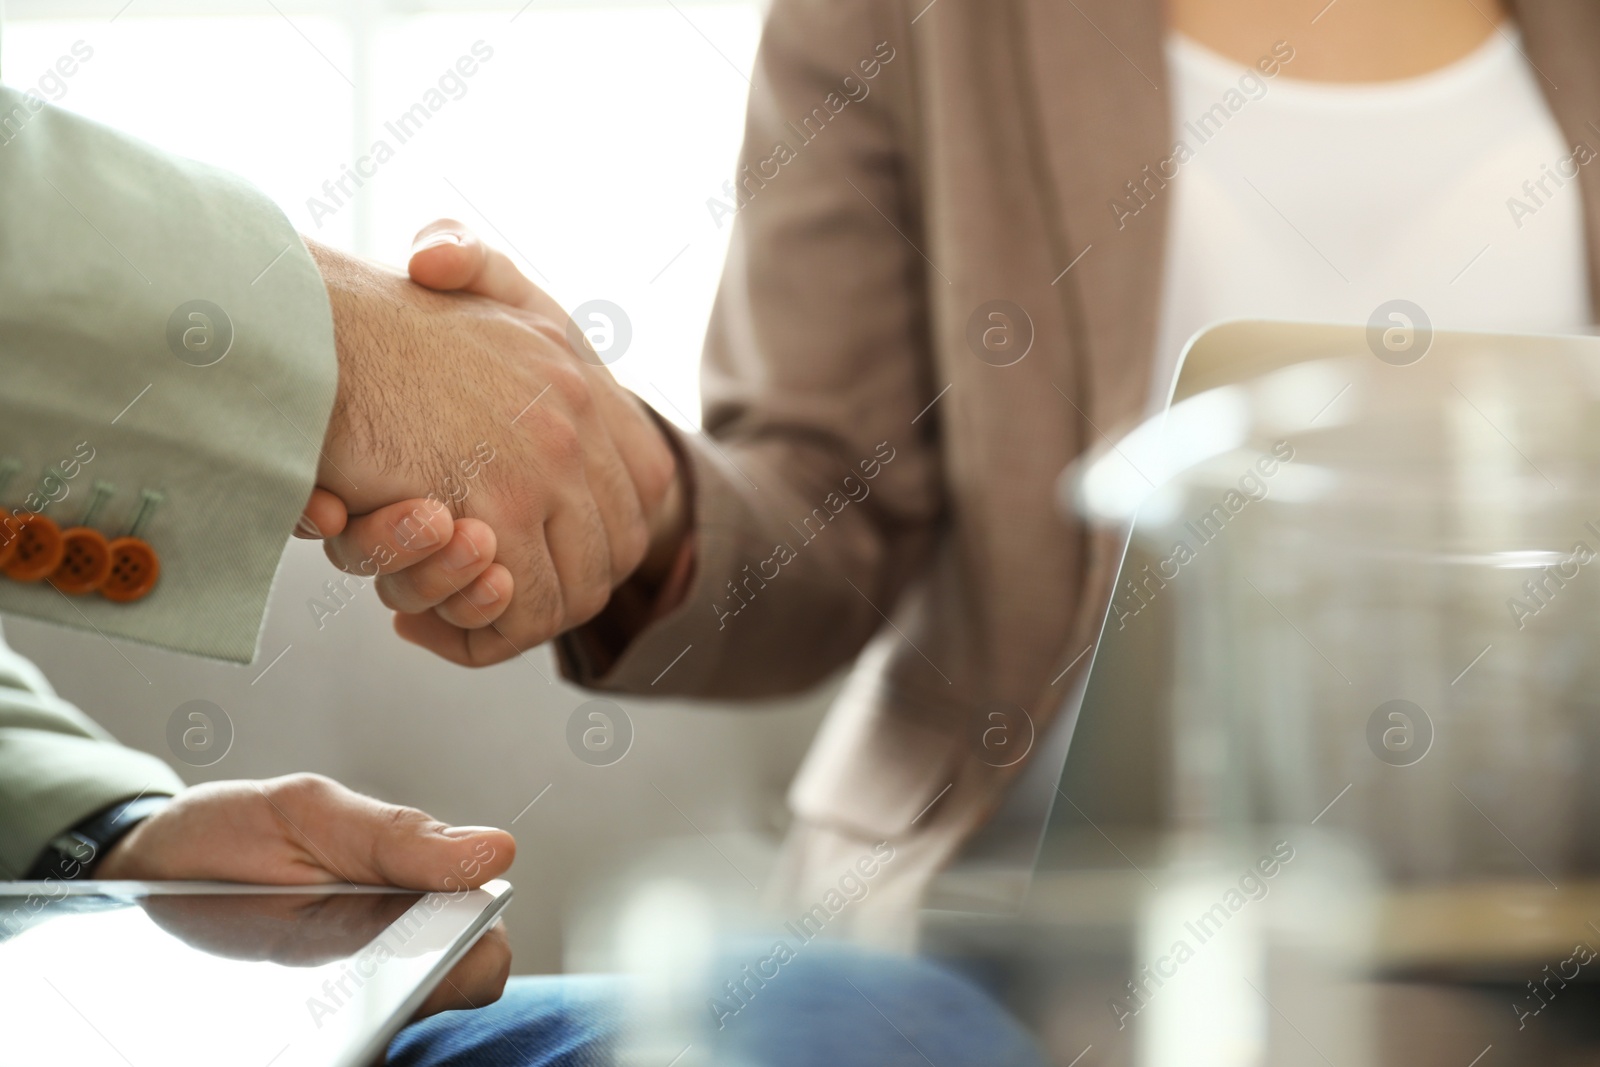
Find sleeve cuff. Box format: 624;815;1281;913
0;88;337;663
0;728;184;879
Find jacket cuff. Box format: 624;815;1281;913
0;87;337;663
0;728;183;879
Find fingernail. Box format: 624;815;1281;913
466;580;501;607
396;515;443;550
413;231;463;253
440;825;498;839
443;532;481;570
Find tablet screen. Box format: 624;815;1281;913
0;880;511;1067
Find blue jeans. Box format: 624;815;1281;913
388;944;1050;1067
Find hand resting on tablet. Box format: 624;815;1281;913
94;773;516;1020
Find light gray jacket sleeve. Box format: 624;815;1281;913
0;84;338;662
0;622;183;877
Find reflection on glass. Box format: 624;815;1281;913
0;883;498;1067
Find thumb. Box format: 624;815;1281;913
369;813;515;892
365;809;515;892
275;775;516;890
408;218;561;320
408;221;481;292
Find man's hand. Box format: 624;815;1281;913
95;774;516;1018
305;237;686;666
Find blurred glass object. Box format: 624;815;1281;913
571;320;1600;1064
1011;321;1600;1065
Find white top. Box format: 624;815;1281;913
1150;28;1592;405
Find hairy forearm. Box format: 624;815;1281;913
302;236;413;501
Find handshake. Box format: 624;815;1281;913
296;220;691;666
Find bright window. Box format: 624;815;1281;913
2;1;765;426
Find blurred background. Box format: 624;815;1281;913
1;0;834;976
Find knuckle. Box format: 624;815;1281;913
465;629;517;668
496;559;567;645
525;315;569;352
324;536;362;574
392;503;446;551
383;802;432;835
531;590;567;642
540;416;584;469
437;600;488;630
566;538;614;625
641;442;678;503
545;360;592;414
374;575;413;613
614;515;650;575
566;582;610;627
269;772;337;807
411;564;460;604
536;599;567;641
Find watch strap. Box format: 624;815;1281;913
25;795;172;881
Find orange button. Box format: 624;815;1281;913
3;514;65;582
0;515;20;571
50;527;113;595
100;536;160;603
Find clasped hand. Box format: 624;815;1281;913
297;222;688;666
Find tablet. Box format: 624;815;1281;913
0;879;512;1067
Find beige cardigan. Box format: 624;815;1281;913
560;0;1600;929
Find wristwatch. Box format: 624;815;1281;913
25;795;172;881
